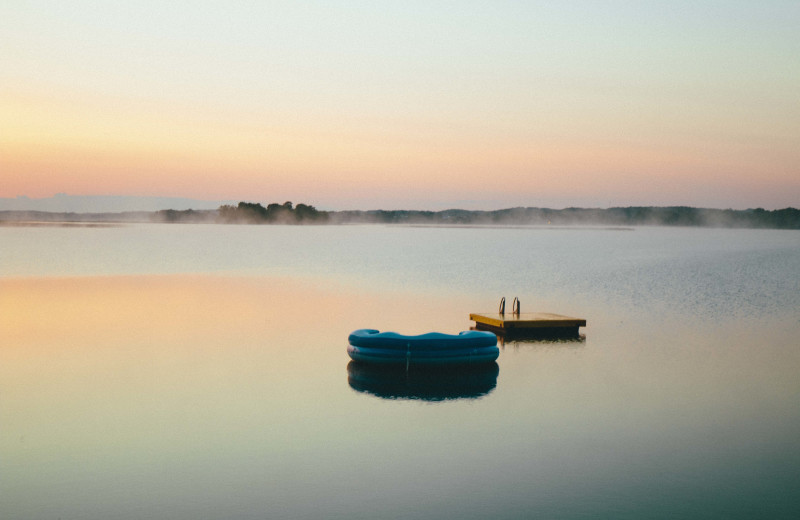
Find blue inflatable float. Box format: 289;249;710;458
348;329;499;365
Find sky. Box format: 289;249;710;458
1;1;798;210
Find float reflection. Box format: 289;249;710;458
347;361;499;402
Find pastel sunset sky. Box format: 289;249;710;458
1;1;798;210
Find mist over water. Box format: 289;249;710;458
2;225;799;519
3;225;798;322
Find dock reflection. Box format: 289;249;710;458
347;361;499;402
497;334;586;350
470;325;586;345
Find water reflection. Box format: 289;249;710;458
347;361;499;401
497;334;586;350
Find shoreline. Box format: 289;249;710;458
3;205;799;229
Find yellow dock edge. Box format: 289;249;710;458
470;312;586;332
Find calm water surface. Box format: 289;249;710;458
2;225;799;519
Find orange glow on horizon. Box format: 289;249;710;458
2;83;798;207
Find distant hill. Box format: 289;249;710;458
0;194;235;213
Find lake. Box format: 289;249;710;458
2;224;799;519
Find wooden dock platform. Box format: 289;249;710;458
470;312;586;337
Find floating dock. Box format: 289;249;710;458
470;312;586;338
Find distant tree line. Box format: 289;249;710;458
8;204;797;229
327;206;800;229
217;201;328;224
150;201;327;224
154;208;216;223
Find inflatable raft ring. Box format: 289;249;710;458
348;329;499;365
